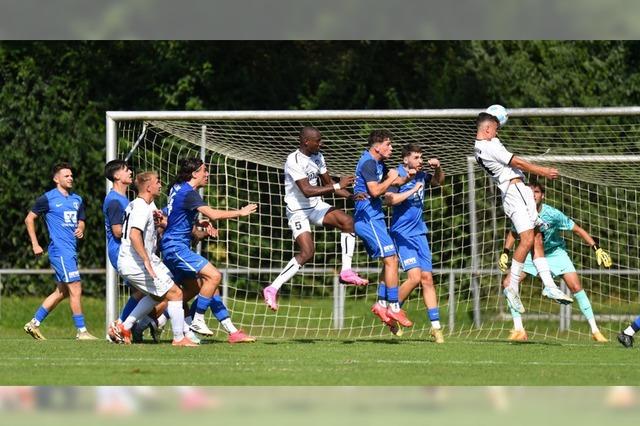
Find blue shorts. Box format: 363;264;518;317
354;216;396;259
392;233;432;272
523;248;576;278
162;246;209;283
50;254;81;283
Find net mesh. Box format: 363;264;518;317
113;112;640;340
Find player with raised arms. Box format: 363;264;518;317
474;110;572;317
263;126;368;311
499;181;611;342
161;158;257;341
384;143;445;342
354;129;413;328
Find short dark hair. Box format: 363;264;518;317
175;157;204;184
476;112;500;129
299;126;320;143
368;129;393;147
401;143;422;158
104;159;129;182
529;181;545;194
51;162;73;179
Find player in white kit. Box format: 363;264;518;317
109;171;197;346
263;126;368;311
474;112;573;315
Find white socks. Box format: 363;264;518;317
533;257;559;289
167;300;185;340
270;257;301;290
341;232;355;271
509;259;524;293
123;296;157;330
220;318;238;334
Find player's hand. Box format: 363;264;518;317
153;210;167;228
32;244;44;257
386;168;399;183
545;167;559;180
338;175;355;189
593;245;612;268
144;260;157;279
498;250;510;272
239;203;258;216
74;227;84;239
197;221;219;238
428;158;440;169
405;168;418;179
413;182;424;193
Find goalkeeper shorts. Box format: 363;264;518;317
523;248;576;278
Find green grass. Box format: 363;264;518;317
1;296;639;385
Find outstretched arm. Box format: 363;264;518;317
197;204;257;222
510;156;559;180
572;223;612;268
296;173;354;199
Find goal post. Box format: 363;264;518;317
105;107;640;341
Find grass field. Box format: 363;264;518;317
1;296;639;385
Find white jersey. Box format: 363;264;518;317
474;137;525;194
117;197;161;276
284;149;328;211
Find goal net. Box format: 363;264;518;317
106;108;640;341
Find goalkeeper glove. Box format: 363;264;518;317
498;248;510;272
592;244;612;268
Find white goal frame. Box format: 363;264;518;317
105;107;640;335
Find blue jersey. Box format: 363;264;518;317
353;150;387;220
102;189;129;269
388;165;431;237
31;188;85;257
160;182;206;252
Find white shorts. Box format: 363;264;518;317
121;261;174;297
286;201;333;239
502;182;538;234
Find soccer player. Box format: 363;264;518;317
109;171;197;346
263;126;368;311
23;162;97;340
474;112;572;316
103;160;146;329
354;129;413;328
160;157;257;340
499;182;612;342
385;143;445;342
618;316;640;348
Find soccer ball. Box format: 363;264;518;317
486;104;508;127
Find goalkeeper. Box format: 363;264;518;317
499;181;612;342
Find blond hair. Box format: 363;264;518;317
135;171;158;193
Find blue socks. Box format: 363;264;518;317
377;283;387;301
119;295;140;322
210;295;230;322
387;286;399;304
195;295;212;315
35;305;49;323
72;314;85;329
632;315;640;332
428;308;440;322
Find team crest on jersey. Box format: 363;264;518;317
73;201;79;210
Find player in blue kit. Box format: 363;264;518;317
161;158;257;342
385;144;445;342
24;162;97;340
500;182;612;342
353;130;414;328
103;160;148;331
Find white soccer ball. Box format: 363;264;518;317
486;104;508;127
